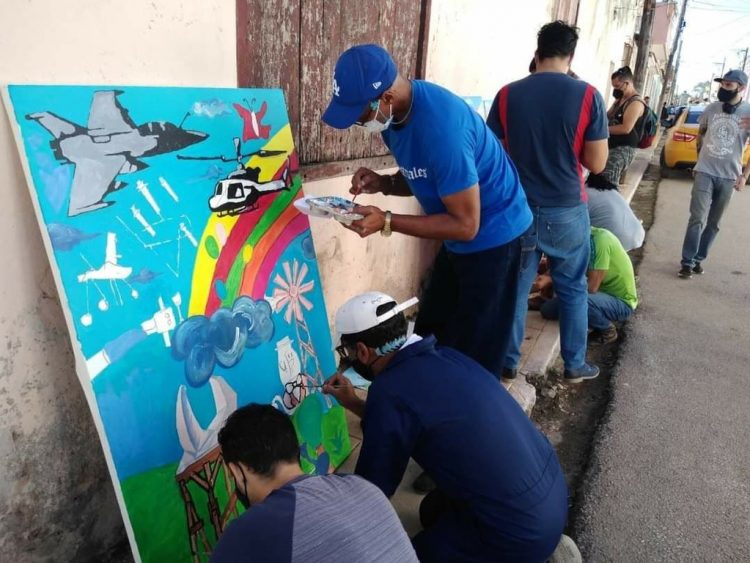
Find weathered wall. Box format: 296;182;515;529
423;0;641;108
304;171;440;330
425;0;557;100
575;0;640;98
0;1;236;560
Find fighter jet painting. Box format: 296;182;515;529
26;90;208;216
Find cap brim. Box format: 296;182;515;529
322;98;366;129
714;77;745;85
376;297;419;324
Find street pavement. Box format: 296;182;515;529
574;173;750;561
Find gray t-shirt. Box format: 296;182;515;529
211;473;418;563
586;187;645;251
694;101;750;180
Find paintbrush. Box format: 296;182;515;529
308;383;369;391
300;370;368;392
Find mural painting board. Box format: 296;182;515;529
2;85;351;562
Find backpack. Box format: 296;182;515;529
637;102;659;149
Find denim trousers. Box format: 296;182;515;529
681;171;735;267
540;292;633;331
505;204;590;371
415;238;521;378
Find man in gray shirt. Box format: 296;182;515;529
679;69;750;278
586;186;645;251
211;404;417;563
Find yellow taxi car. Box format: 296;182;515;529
661;105;750;177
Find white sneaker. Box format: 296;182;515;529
550;534;582;563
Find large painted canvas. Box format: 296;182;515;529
3;85;351;562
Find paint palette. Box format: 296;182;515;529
294;196;363;226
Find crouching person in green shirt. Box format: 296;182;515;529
541;227;637;345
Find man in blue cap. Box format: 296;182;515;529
678;69;750;279
321;44;532;386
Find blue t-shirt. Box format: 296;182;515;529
355;336;567;561
210;474;417;563
381;80;531;254
487;72;608;207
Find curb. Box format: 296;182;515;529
513;140;659;413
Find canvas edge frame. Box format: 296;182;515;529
0;84;142;563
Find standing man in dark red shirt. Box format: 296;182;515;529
487;20;609;383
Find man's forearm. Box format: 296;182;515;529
341;396;366;419
391;212;478;242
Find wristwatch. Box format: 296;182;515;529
381;211;393;237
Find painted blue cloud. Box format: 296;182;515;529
48;223;100;251
192;99;231;118
172;296;274;387
40;166;71;213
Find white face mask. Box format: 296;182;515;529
357;100;393;134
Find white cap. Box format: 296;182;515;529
334;291;418;341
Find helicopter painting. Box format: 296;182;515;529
178;137;292;217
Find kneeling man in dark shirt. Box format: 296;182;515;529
324;291;570;563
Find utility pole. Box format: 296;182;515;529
742;48;750;102
634;0;656;92
671;39;684;104
659;0;688;109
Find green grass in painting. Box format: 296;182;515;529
121;460;239;563
120;399;350;562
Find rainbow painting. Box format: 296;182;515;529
3;85;350;562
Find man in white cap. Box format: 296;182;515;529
323;291;570;563
678;69;750;278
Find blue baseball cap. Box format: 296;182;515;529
714;69;748;86
322;44;398;129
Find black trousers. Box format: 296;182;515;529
414;239;521;377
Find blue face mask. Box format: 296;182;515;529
357;100;393;134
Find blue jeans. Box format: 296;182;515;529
681;172;735;267
505;204;590;371
540;292;633;331
415;238;521;378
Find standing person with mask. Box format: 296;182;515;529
323;292;572;563
587;66;646;191
320;44;532;383
486;21;608;383
212;404;418;563
678;70;750;278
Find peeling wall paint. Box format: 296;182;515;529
0;1;236;560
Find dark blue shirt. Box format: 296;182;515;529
355;336;566;560
487;72;608;207
382;80;532;254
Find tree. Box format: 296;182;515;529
691;81;711;101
